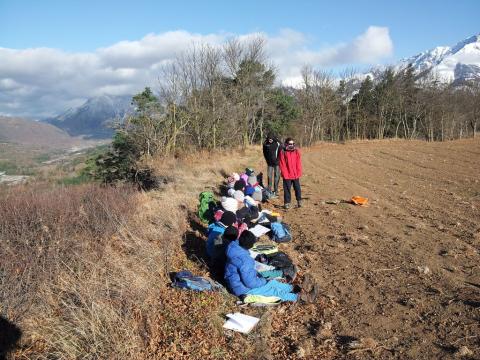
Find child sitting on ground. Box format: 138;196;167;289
224;231;298;302
206;211;237;259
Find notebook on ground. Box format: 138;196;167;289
223;312;260;334
249;224;270;237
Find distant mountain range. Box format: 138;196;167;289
396;34;480;84
44;95;133;139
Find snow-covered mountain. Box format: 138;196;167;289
44;95;133;139
397;34;480;84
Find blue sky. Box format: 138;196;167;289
1;0;478;57
0;0;479;118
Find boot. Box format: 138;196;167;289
299;283;319;303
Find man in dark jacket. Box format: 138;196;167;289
262;133;281;197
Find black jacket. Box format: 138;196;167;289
263;139;281;166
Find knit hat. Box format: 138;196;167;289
252;190;262;202
245;168;255;176
227;188;235;197
244;186;255;196
221;196;238;213
247;175;257;186
233;190;245;202
220;211;237;227
239;230;256;250
223;226;238;241
234;180;246;191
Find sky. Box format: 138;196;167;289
0;0;479;119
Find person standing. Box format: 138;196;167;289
279;137;302;209
262;133;281;198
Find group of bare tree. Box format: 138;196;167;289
120;37;480;158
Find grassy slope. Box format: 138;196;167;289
6;147;297;359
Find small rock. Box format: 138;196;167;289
456;346;473;357
296;347;306;358
358;225;369;230
417;266;431;275
325;199;341;205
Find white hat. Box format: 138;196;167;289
227;188;236;197
221;196;238;213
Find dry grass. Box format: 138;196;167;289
1;147;268;359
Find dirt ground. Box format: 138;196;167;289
264;139;480;359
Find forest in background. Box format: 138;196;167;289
117;37;479;156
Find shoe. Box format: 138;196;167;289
297;200;303;208
284;203;290;209
299;283;319;303
270;192;278;199
302;273;315;292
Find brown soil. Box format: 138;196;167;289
267;139;480;359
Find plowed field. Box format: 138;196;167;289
268;139;479;359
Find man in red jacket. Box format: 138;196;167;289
278;137;302;209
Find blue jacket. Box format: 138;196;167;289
224;240;267;296
206;222;226;258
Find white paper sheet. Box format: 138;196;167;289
223;312;260;334
249;224;270;237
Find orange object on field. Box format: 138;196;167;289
351;196;369;206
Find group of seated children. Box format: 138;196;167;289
205;168;317;303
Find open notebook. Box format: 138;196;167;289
249;224;270;237
223;313;260;334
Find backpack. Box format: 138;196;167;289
270;222;292;243
266;252;297;281
198;192;216;224
172;270;223;292
262;188;273;202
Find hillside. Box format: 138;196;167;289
0;116;76;149
4;139;479;359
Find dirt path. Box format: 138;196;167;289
270;139;480;359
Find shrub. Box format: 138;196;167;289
0;184;137;323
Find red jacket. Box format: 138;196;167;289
279;148;302;180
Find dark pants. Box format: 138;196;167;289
283;178;301;204
267;165;280;193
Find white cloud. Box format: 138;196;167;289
0;27;393;119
